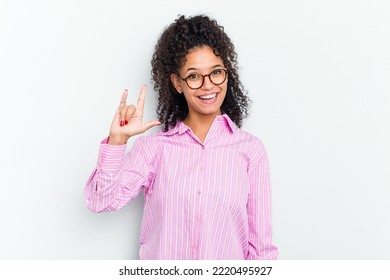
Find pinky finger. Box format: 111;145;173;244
119;105;129;126
119;89;128;109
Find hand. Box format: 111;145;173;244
108;85;160;145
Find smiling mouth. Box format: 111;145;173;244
198;93;217;100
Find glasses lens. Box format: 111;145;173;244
209;69;227;85
187;75;203;89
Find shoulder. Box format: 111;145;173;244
133;130;165;148
235;128;267;153
233;128;269;171
133;127;178;152
222;114;266;154
128;131;168;166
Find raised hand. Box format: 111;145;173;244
108;85;160;145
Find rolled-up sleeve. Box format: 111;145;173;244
84;137;154;213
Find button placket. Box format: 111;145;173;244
192;144;206;260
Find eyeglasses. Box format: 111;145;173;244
178;69;228;90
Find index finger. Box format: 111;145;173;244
136;85;147;112
119;89;128;107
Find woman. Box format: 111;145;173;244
85;14;278;260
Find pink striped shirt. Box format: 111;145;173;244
84;114;278;260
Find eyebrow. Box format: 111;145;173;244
184;64;225;74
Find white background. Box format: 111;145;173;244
0;0;389;259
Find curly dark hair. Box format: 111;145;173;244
151;14;250;131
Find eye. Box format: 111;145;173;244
211;69;223;76
187;73;200;80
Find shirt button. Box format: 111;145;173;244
197;191;201;196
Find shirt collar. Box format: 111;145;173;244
158;114;237;136
216;114;237;133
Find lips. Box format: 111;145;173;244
197;92;219;104
198;93;217;100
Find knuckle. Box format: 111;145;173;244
128;105;136;113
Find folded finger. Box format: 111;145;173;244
119;104;129;126
124;105;136;125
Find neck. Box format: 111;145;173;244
184;112;221;143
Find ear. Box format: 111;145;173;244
170;74;182;93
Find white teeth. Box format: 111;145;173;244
199;94;216;100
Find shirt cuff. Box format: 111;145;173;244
97;136;127;172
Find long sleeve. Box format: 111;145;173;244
246;147;278;260
84;137;154;213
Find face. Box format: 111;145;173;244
171;46;228;120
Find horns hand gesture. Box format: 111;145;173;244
108;85;160;145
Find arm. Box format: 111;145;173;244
84;137;154;213
84;86;160;213
246;148;279;260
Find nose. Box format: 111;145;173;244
201;74;213;89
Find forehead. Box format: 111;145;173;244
180;46;224;71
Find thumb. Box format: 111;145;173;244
142;120;161;132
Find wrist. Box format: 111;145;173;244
108;135;129;146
